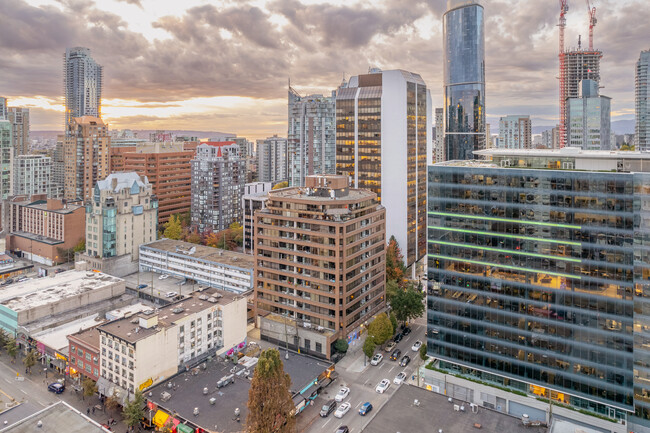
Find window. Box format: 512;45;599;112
315;342;322;353
77;348;83;356
78;360;84;369
85;353;91;361
93;368;98;376
304;339;311;350
71;345;75;352
86;364;91;373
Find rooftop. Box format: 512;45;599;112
142;239;254;270
0;401;109;433
32;313;104;353
0;270;123;313
8;198;83;214
475;147;650;159
95;172;149;193
99;287;242;344
364;384;546;433
268;186;375;203
148;349;332;433
67;322;103;351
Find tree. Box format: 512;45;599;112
0;328;7;348
104;391;120;416
389;312;398;334
272;181;288;190
22;349;38;373
185;228;202;244
161;417;175;433
163;214;183;240
122;390;145;428
419;343;428;361
4;337;17;363
367;313;393;346
363;336;376;360
386;279;400;305
82;377;98;399
73;238;86;253
334;339;349;354
386;235;406;283
177;211;191;228
391;284;425;325
205;231;220;248
229;222;243;246
247;349;296;433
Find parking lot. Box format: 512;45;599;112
122;271;200;300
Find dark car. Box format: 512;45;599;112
320;399;337;417
402;326;412;336
335;427;349;433
48;383;65;394
359;402;373;416
393;333;403;343
1;278;13;286
399;355;411;367
390;349;402;361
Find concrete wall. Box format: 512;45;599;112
17;279;126;325
259;315;331;358
219;296;248;356
76;253;138;278
135;325;179;389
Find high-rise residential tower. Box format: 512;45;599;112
12;155;51;197
636;49;650;151
498;115;531;149
288;87;336;186
0;97;7;120
0;120;11;200
434;107;444;163
7;107;30;156
64;47;103;126
257;135;288;183
190;142;246;232
61;116;110;201
336;68;431;270
568;79;611;150
443;0;485;161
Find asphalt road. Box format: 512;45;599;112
305;316;427;433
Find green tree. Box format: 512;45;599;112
122;390;145;428
0;328;8;349
22;349;38;373
334;339;349;353
82;377;98;399
104;391;120;416
363;336;376;360
177;211;191;228
391;284;425;325
247;349;296;433
367;313;393;346
163;214;183;240
386;235;406;283
4;337;18;363
185;228;202;244
272;181;288;190
386;279;400;305
419;343;428;361
389;312;398;333
73;238;86;253
229;222;244;246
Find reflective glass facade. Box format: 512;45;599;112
427;164;650;420
443;3;485;161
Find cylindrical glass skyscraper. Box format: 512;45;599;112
443;0;485;161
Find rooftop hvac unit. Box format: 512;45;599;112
208;297;218;303
172;308;185;314
199;295;208;301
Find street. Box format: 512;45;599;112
304;315;427;433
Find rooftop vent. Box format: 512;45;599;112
207;297;218;303
172;307;185;314
142;310;154;315
198;295;208;301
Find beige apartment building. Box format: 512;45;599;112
254;175;386;359
62;116;110;201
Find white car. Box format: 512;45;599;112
334;386;350;402
375;379;390;393
158;274;169;280
166;291;178;298
370;353;383;366
334;402;351;418
393;372;407;385
411;340;423;352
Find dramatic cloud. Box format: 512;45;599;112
0;0;647;137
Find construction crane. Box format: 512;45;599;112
585;0;597;50
558;0;569;148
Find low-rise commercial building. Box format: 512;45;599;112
4;195;85;265
67;323;103;382
139;239;254;295
97;288;247;398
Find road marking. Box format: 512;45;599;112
363;378;370;385
3;378;11;384
388;365;395;373
322;418;332;428
355;401;362;409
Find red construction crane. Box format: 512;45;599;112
585;0;597;50
558;0;569;148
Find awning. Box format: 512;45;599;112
152;410;169;428
176;424;194;433
96;377;134;405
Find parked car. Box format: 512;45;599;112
375;379;390;394
1;278;13;286
370;353;383;366
136;284;148;289
48;383;65;394
393;372;407;385
359;402;373;416
165;291;178;298
411;340;422;352
334;386;350;402
402;326;412;336
334;402;351;418
335;427;349;433
320;400;337;417
399;355;411;367
390;349;401;361
393;333;403;343
158;274;169;280
384;341;396;352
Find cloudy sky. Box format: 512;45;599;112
0;0;647;139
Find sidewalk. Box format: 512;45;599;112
336;333;369;373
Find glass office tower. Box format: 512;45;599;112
443;0;485;161
427;149;650;422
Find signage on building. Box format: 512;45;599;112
139;377;153;390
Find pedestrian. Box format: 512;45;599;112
86;407;90;415
92;406;95;414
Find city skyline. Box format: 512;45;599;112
0;0;648;139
